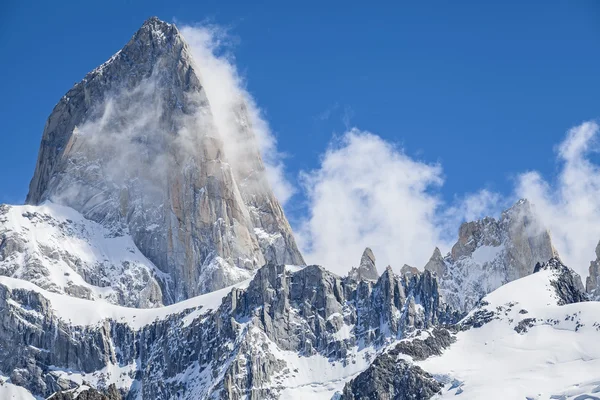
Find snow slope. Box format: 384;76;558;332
0;202;168;308
418;268;600;399
0;274;250;330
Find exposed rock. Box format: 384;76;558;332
585;241;600;300
48;384;122;400
340;356;442;400
348;247;379;281
389;327;455;361
533;257;587;305
423;247;446;277
400;264;420;278
338;327;455;399
514;317;537;334
425;199;558;311
1;261;458;399
24;17;304;302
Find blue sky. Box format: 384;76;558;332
1;0;600;272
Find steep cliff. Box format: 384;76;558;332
24;17;303;302
0;261;457;399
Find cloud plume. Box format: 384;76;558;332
180;24;294;205
516;121;600;276
296;129;449;275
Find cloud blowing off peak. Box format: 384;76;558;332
24;17;305;300
28;17;600;281
180;22;600;279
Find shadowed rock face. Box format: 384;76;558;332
424;199;558;312
533;257;587;305
1;262;458;399
24;17;304;302
340;356;443;400
586;241;600;300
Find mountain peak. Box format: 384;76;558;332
142;16;171;28
24;17;304;302
349;247;379;281
135;16;180;43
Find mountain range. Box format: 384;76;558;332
1;17;599;400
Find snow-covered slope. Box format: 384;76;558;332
418;259;599;399
0;274;250;329
0;202;168;308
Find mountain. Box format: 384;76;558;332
24;17;304;302
417;258;597;399
348;247;379;281
0;203;165;308
424;199;558;311
0;258;458;399
2;16;600;400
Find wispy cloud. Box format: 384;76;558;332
296;121;600;279
314;102;340;122
180;24;295;204
341;105;355;130
516;121;600;276
296;129;448;274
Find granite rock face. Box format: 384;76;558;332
348;247;379;281
585;241;600;300
24;17;304;301
0;261;459;399
425;199;558;311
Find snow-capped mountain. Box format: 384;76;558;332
24;17;304;302
419;258;597;399
1;16;600;400
424;199;558;312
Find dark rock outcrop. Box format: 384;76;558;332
533;257;587;305
340;356;442;400
48;384;122;400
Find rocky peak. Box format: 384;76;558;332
21;17;304;303
400;264;420;278
423;247;446;277
425;199;558;312
348;247;379;281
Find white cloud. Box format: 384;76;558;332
296;129;449;275
295;121;600;279
180;24;294;204
175;23;600;280
516;121;600;277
